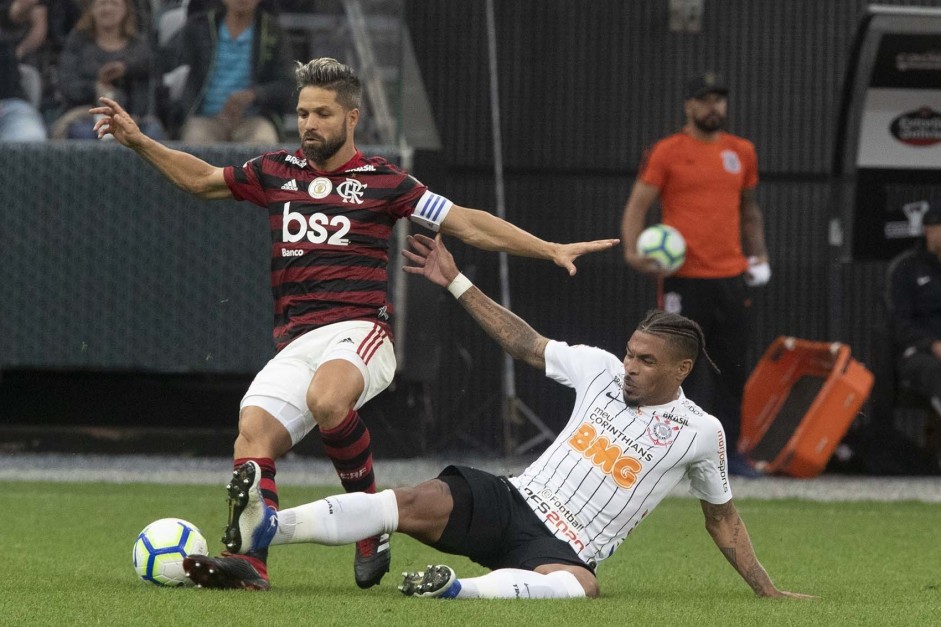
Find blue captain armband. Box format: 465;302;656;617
410;191;454;231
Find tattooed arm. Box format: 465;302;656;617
700;499;814;599
402;233;549;370
452;280;549;370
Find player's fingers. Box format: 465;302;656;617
406;233;431;246
406;235;432;256
412;233;436;248
401;249;426;266
98;96;124;112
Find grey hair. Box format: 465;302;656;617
294;58;362;110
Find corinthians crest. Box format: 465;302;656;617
647;413;681;446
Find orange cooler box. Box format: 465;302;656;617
739;337;874;478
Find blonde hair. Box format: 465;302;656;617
75;0;137;39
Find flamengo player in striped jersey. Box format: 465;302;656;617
212;234;813;600
89;58;618;591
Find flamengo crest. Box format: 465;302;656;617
337;178;367;204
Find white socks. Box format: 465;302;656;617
453;569;586;599
270;489;399;546
267;490;587;599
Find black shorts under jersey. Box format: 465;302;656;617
431;465;593;573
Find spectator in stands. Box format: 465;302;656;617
0;1;47;140
48;0;148;47
886;199;941;425
51;0;163;140
162;0;292;143
4;0;47;66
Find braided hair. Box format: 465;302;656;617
636;309;720;373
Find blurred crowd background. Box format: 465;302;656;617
2;0;941;476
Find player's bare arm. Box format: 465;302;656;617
458;286;549;370
700;499;815;600
89;97;232;200
740;188;768;262
439;205;618;276
621;181;667;275
403;233;549;370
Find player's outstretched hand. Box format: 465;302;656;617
89;96;145;147
402;234;460;288
554;239;620;276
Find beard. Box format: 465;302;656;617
692;113;725;133
622;384;642;406
302;126;347;165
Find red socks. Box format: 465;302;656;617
319;410;377;494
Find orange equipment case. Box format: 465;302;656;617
739;336;874;478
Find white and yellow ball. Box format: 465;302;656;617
132;518;208;586
636;224;686;274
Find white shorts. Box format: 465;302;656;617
241;320;396;445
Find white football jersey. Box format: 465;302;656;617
507;340;732;567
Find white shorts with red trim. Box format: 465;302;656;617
240;320;396;444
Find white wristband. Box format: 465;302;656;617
447;273;474;299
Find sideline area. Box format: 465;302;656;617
3;453;941;503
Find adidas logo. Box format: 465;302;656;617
281;179;298;191
339;337;354;344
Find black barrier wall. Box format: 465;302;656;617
0;143;274;372
4;0;941;456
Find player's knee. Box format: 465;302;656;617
235;409;290;456
554;567;599;598
306;394;352;428
581;575;600;598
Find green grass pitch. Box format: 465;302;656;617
2;481;939;626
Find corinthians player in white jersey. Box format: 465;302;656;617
194;234;812;600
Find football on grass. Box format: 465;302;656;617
636;223;686;274
132;518;207;586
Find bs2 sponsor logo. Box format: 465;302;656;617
281;202;351;245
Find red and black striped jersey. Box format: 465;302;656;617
223;149;427;351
